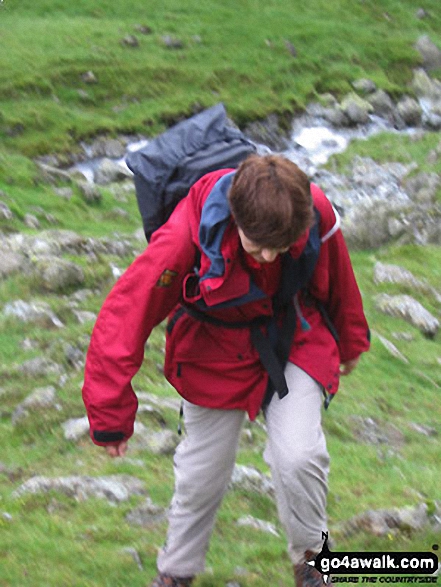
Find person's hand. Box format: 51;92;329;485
105;440;128;458
339;356;360;376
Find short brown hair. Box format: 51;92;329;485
228;154;314;249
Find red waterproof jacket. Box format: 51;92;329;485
82;169;370;446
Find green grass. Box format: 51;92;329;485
1;0;441;156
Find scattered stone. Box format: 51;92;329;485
82;137;127;159
13;475;147;504
392;332;414;342
244;114;290;151
374;294;439;338
33;257;85;292
36;162;73;184
125;497;165;527
94;158;132;185
0;201;14;220
121;547;144;571
134;429;180;455
352;79;377;95
121;35;139;48
230;465;274;496
408;422;438;437
12;386;58;424
366;89;395;117
77;181;102;203
136;392;182;412
72;310;97;324
373;261;441;302
337;503;430;538
396;97;422;126
3;300;64;329
237;515;280;537
64;344;86;370
284;40;297;57
340;93;373;125
134;24;153;35
415;35;441;71
349;416;405;448
62;416;90;441
374;332;409;363
81;71;98;84
415;8;430;19
17;357;65;379
53;187;74;200
161;35;184;49
0;251;28;280
412;69;441;100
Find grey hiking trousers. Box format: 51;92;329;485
157;363;330;576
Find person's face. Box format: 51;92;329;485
238;228;289;263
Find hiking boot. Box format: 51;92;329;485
293;550;331;587
149;572;194;587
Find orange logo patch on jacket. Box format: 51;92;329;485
156;269;178;288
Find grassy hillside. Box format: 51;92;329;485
0;1;440;586
1;0;441;155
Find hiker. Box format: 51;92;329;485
82;153;370;587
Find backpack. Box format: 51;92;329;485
126;103;256;241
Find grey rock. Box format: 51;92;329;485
338;503;429;538
350;416;405;448
94;158;132;185
81;71;98;84
53;187;74;200
396;97;422;126
121;35;139;48
62;416;90;441
375;332;409;363
322;107;350;127
64;344;85;370
374;294;439;338
0;251;28;280
284;40;297;57
72;310;97;324
136;392;182;412
125;497;165;527
366;90;395;117
12;386;58;424
230;464;274;496
408;422;438;437
134;24;153;35
237;515;280;537
24;214;40;229
404;172;441;203
415;35;441;71
340;93;373;125
373;262;441;302
0;201;13;220
415;8;430;19
36;161;73;184
17;357;65;378
120;547;144;571
161;35;184;49
77;181;103;203
83;137;127;160
352;78;377;95
3;300;64;328
33;257;85;292
149;429;180;455
412;69;441;100
244;114;290;151
343;199;411;249
13;475;147;504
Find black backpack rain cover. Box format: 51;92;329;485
126;103;256;241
